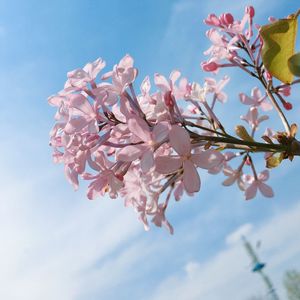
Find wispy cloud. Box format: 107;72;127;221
148;202;300;300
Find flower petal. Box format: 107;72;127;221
258;182;274;198
155;156;182;174
222;175;236;186
258;170;269;181
116;145;145;162
141;150;154;173
64;164;79;190
118;54;134;69
260;100;273;111
191;149;224;170
154;73;170;92
128;116;151;142
245;182;258;200
252;87;262;100
83;58;106;79
64;116;89;134
69;94;95;117
152;122;170;143
141;76;151;94
169;125;191;156
183;160;201;193
239;93;254;105
48;95;65;107
169;70;181;84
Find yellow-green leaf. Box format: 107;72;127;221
290;123;298;137
260;12;299;84
288;52;300;76
235;125;255;142
266;154;283;169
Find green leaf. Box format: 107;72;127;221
288;52;300;76
235;125;255;142
260;12;299;84
266;153;283;169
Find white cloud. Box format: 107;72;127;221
148;202;300;300
0;176;142;299
0;132;144;299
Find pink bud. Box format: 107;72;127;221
265;70;272;81
204;14;220;26
164;91;175;108
201;61;219;72
283;102;293;110
278;86;291;97
245;6;255;18
116;174;124;181
220;13;234;26
245;157;251;166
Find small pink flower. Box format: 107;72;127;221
226;11;250;36
209;151;235;174
85;170;124;200
239;87;272;111
64;163;79;190
151;203;174;234
241;107;268;129
204;14;220;26
64;94;98;134
101;54;138;94
65;58;105;89
154;70;189;101
204;29;230;60
222;166;245;191
116;116;169;173
244;170;274;200
155;125;223;193
205;76;230;103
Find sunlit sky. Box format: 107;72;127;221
1;0;300;299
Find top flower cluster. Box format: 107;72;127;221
49;6;299;233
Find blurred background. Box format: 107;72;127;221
0;0;299;299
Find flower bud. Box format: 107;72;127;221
278;86;291;97
164;91;175;108
283;102;293;110
116;174;124;181
204;14;220;26
245;6;255;18
245;156;251;166
265;70;272;81
290;123;298;138
220;13;234;26
201;61;219;72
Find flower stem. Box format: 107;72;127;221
264;82;291;134
192;134;289;154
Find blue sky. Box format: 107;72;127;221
1;0;300;299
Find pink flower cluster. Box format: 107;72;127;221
49;55;229;233
49;6;298;233
202;6;256;73
202;6;293;111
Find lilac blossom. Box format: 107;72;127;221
48;6;300;233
